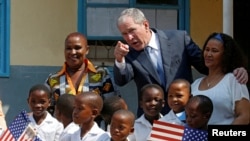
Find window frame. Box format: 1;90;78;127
0;0;10;77
77;0;190;40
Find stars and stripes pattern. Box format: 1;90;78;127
150;120;208;141
182;126;208;141
0;110;41;141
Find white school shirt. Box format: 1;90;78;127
59;122;80;141
132;114;162;141
69;122;110;141
159;110;185;126
28;111;64;141
192;73;249;124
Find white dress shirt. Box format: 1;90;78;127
69;122;110;141
59;122;80;141
132;113;162;141
28;111;64;141
159;110;185;126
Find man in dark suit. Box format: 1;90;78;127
113;8;248;117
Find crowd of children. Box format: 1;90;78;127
0;74;249;141
0;81;206;141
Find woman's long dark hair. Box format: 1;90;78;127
202;32;247;74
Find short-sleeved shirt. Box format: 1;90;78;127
132;114;162;141
159;110;185;126
59;122;79;141
28;111;64;141
69;122;110;141
192;73;249;124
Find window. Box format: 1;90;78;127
78;0;189;38
78;0;189;63
0;0;10;77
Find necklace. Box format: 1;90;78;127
205;74;224;88
206;80;211;87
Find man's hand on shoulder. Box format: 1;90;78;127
233;67;248;84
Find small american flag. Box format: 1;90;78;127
0;110;41;141
150;120;208;141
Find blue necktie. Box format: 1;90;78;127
146;46;165;86
157;60;165;86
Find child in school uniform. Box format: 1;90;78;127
27;84;63;141
159;79;192;125
109;109;135;141
132;84;165;141
185;95;213;130
101;95;128;131
69;91;110;141
54;94;79;141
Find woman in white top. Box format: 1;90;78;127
191;32;249;125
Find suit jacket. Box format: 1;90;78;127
114;28;207;115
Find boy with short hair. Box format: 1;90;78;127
132;84;165;141
109;109;135;141
54;94;79;141
101;95;128;131
69;92;110;141
185;95;213;130
159;79;192;125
